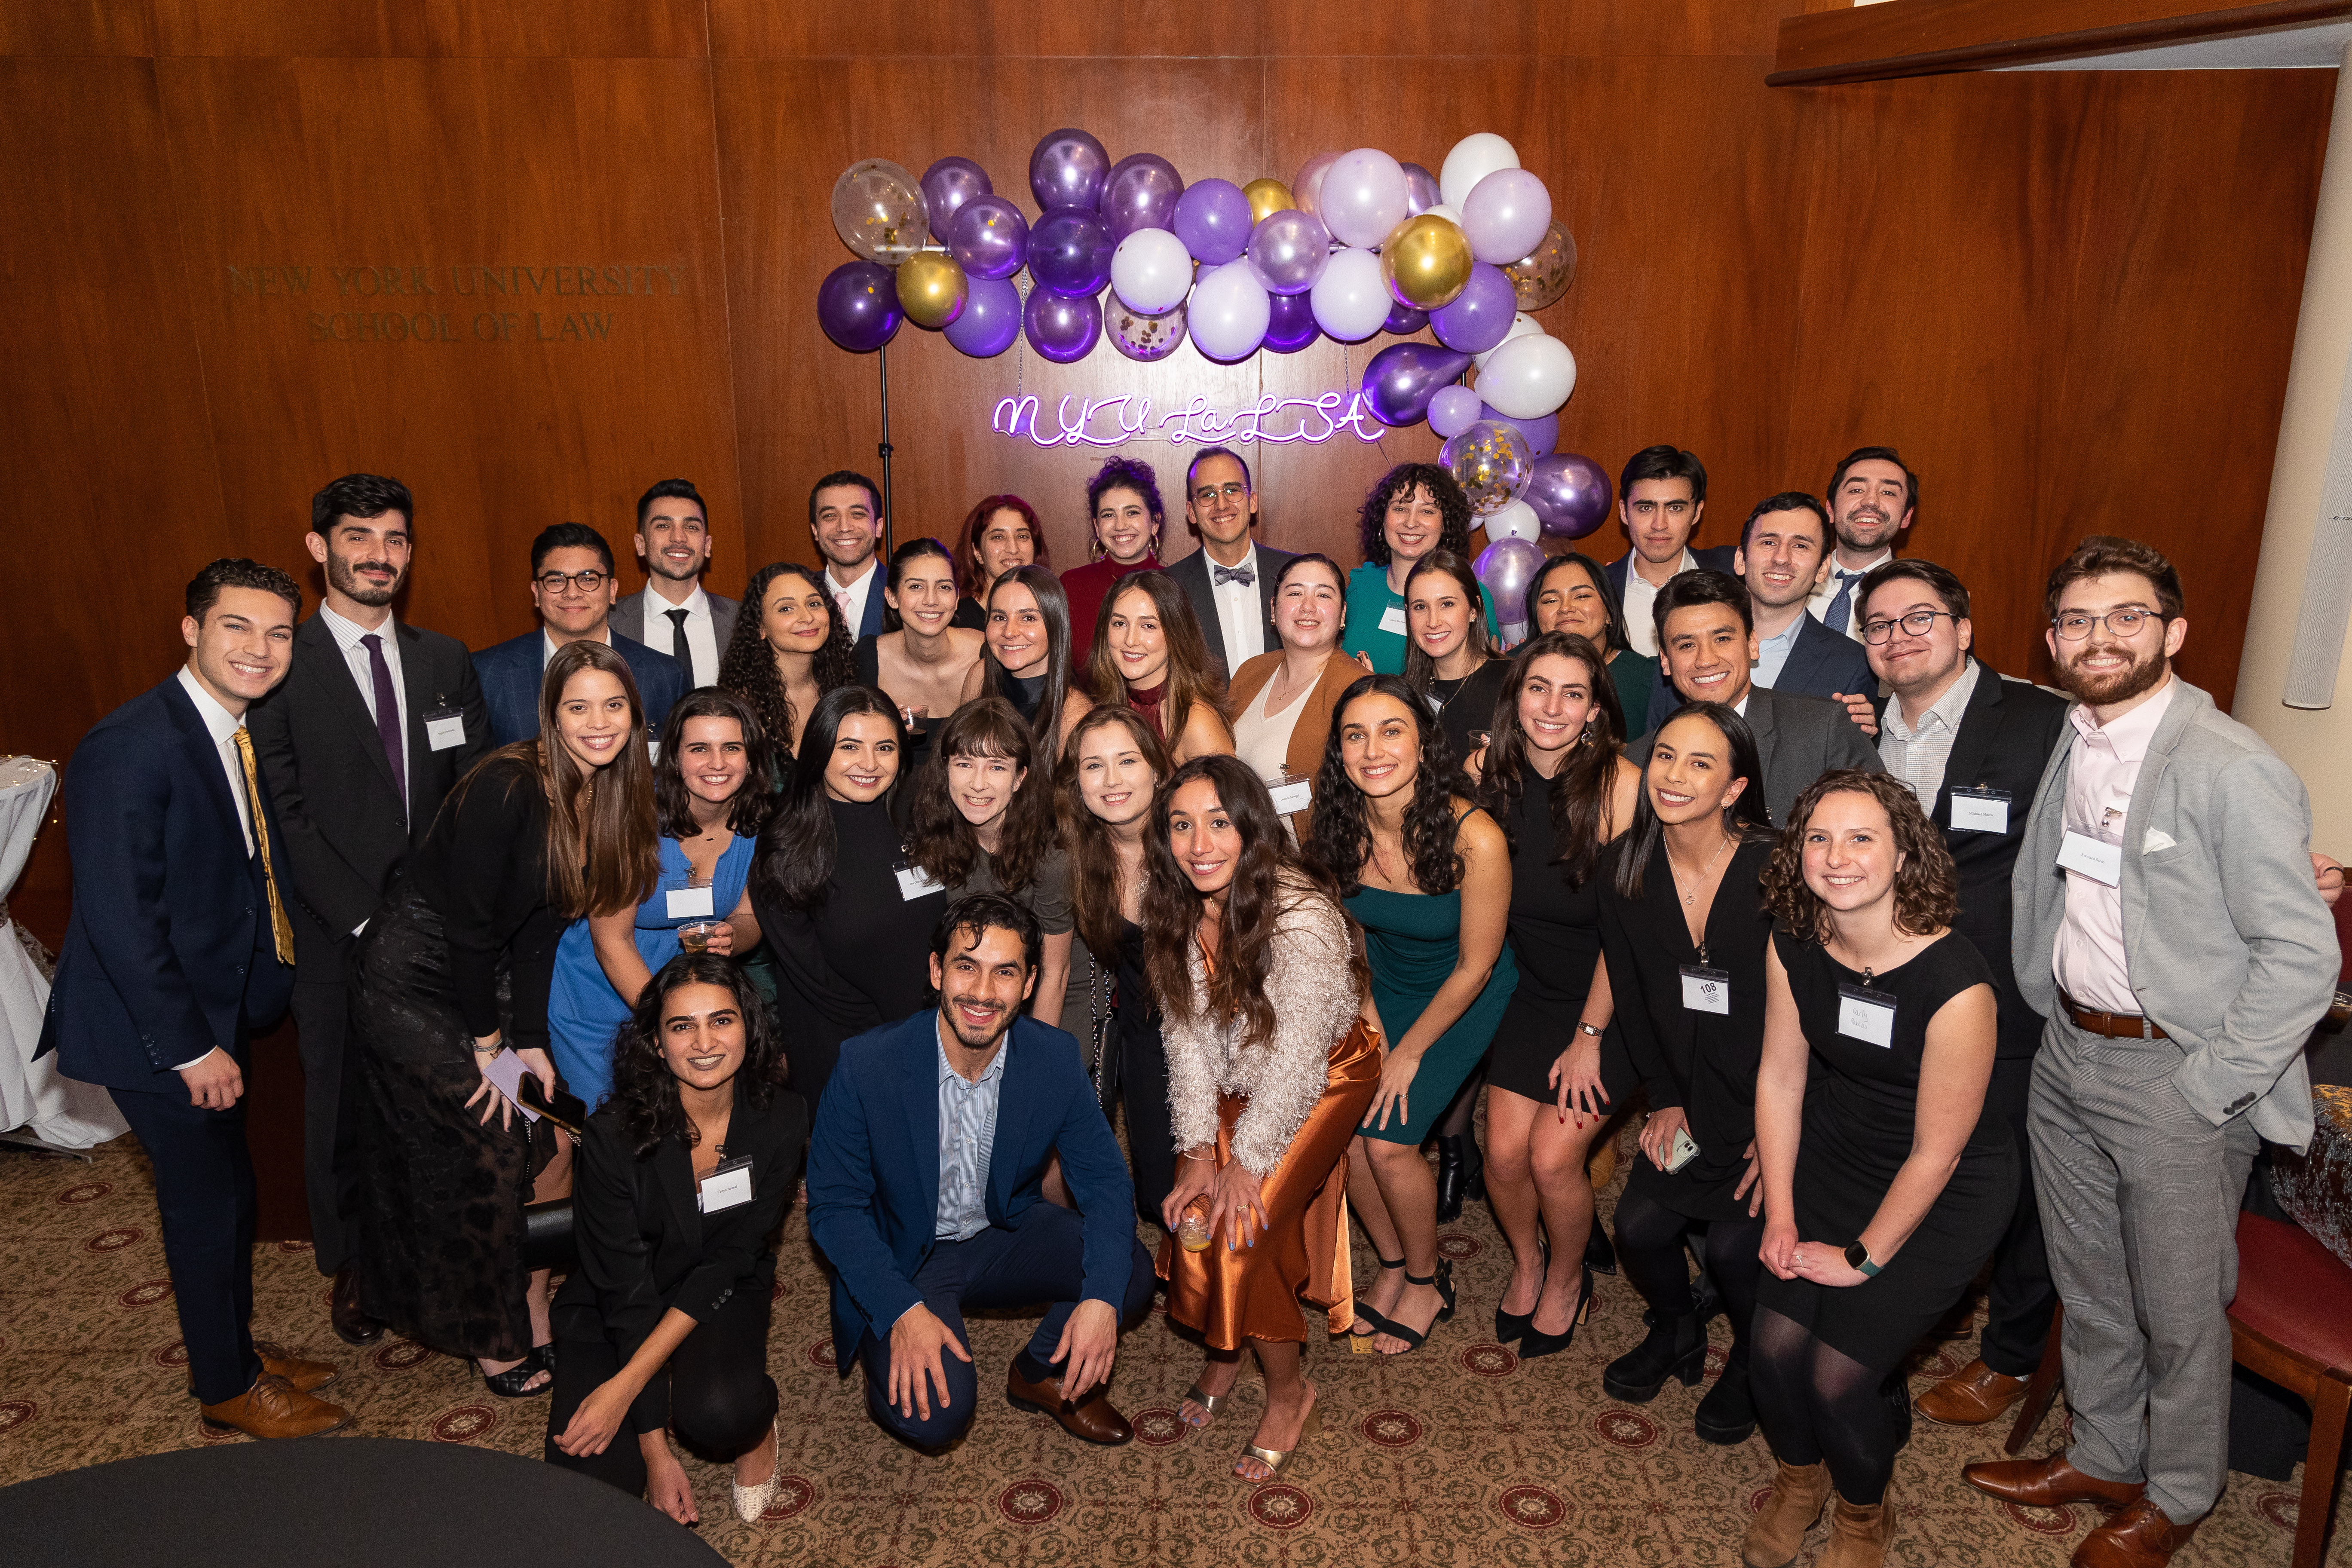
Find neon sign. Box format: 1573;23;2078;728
990;390;1388;449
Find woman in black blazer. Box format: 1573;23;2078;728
545;952;809;1526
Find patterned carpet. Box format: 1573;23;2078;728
0;1127;2341;1568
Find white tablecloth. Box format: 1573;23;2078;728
0;756;127;1148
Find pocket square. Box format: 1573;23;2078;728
2143;828;2179;853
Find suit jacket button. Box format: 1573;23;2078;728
235;964;246;975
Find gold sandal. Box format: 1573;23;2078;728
1180;1382;1229;1427
1238;1406;1323;1480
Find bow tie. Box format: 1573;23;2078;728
1212;563;1254;588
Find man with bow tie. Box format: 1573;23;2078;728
1168;447;1296;685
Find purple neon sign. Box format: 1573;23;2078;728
991;390;1388;449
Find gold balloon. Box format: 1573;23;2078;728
1243;178;1296;225
1504;220;1577;311
1379;213;1473;311
896;250;969;331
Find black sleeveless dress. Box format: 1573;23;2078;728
1486;758;1631;1106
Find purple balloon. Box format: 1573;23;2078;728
1474;537;1548;628
1481;404;1557;457
1264;291;1321;354
943;273;1021;358
949;196;1029;281
1360;341;1474;427
1430;263;1517;354
1027;207;1114;297
1401;161;1442;216
1245;208;1331;296
1102;153;1185;241
1428;386;1483;439
816;260;900;352
1172;179;1254;266
1524;452;1613;538
1384;300;1429;336
921;157;992;244
1023;286;1101;363
1028;128;1110;212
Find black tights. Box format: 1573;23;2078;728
1611;1180;1763;1365
1748;1306;1912;1504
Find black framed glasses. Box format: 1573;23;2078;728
2052;609;2159;641
537;569;610;594
1859;609;1955;645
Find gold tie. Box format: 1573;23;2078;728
231;725;297;965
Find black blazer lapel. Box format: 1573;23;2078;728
1929;658;2005;826
304;617;403;804
1184;553;1227;655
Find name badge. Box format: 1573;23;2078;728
647;740;662;765
1837;982;1899;1047
1267;776;1312;815
1379;604;1407;636
2057;829;2123;887
895;860;946;901
665;883;715;919
1679;965;1731;1015
1948;787;2010;834
698;1155;753;1214
424;707;467;752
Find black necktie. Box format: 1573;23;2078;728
665;608;692;685
1212;563;1254;588
360;633;405;820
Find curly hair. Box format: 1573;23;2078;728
2041;534;2183;624
1761;770;1959;943
1085;455;1165;560
1303;673;1468;897
1355;462;1474;569
652;689;774;841
719;560;858;763
1473;632;1625;890
904;697;1056;896
954;494;1050;598
606;951;788;1158
1056;704;1173;959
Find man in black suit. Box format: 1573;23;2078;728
470;522;686;747
248;473;491;1342
1602;444;1738;659
38;559;350;1439
1165;446;1296;684
1856;558;2071;1430
811;469;891;643
612;478;740;688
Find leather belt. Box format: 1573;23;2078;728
2059;992;2167;1041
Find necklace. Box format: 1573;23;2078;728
1663;830;1733;908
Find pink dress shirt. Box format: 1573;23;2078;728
2051;678;2176;1015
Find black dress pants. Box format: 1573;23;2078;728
292;959;367;1276
113;1077;262;1406
543;1283;778;1496
1977;1053;2057;1378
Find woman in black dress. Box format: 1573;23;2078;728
747;686;939;1108
354;639;660;1396
545;952;808;1525
1468;633;1640;1359
957;565;1093;772
1593;702;1776;1445
1743;771;2011;1568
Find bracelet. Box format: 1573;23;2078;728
1181;1151;1216;1162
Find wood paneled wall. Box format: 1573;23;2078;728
0;2;2333;916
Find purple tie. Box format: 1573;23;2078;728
361;633;405;821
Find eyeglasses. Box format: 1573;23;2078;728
2052;609;2159;641
1192;483;1248;503
537;569;610;594
1859;609;1955;645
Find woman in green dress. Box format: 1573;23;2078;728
1528;551;1659;739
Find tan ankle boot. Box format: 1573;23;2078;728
1740;1459;1829;1568
1816;1486;1894;1568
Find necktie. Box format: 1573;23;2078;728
231;726;297;965
1212;563;1254;588
1823;570;1863;634
665;607;692;684
360;633;405;821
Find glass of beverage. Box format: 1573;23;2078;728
678;920;719;953
1178;1200;1213;1253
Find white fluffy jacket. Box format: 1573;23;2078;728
1162;884;1362;1177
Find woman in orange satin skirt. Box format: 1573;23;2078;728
1143;756;1379;1482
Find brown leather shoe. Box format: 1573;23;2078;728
1915;1358;2025;1425
2070;1499;2199;1567
1005;1363;1132;1446
1964;1452;2145;1510
1741;1458;1829;1568
1818;1487;1894;1568
199;1372;352;1439
331;1263;384;1346
254;1341;337;1395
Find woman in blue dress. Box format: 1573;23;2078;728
548;690;771;1110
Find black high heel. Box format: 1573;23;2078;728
1584;1222;1618;1277
1495;1240;1549;1344
1517;1265;1593;1361
480;1343;554;1398
1434;1134;1484;1223
1602;1308;1708;1400
1376;1260;1456;1354
1351;1255;1407;1339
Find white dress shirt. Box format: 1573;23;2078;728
1877;658;1979;807
542;625;613;665
317;603;409;777
1620;548;1699;658
1206;542;1268;672
2052;677;2175;1014
830;557;880;637
174;665;253;1068
1810;548;1893;642
644;583;720;687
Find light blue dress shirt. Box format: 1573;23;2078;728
934;1028;1005;1242
1752;616;1804;690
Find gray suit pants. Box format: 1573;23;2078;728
2029;1016;2257;1522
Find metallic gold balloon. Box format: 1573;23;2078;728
1243;178;1296;225
1379;213;1474;311
1503;220;1577;311
895;250;969;330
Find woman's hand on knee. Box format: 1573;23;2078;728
641;1434;697;1525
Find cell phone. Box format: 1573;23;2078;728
516;1073;589;1136
1663;1127;1700;1173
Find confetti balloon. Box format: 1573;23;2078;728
1504;222;1578;311
1106;294;1187;362
1442;419;1537;517
830;159;930;265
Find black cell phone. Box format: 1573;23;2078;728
516;1074;588;1136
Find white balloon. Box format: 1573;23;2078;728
1479;333;1577;419
1461;168;1553;266
1473;312;1542;371
1188;259;1271;361
1439;132;1519;212
1321;147;1412;249
1109;227;1191;316
1483;498;1541;543
1309;248;1390;342
1424;202;1465;227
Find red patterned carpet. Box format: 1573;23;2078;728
1;1130;2341;1567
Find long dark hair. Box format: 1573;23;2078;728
1611;699;1774;901
1142;755;1362;1048
1529;551;1630;655
984;565;1082;770
879;536;956;635
955;494;1050;597
905;697;1056;894
1475;632;1625;889
1082;568;1228;745
652;689;774;840
1304;673;1467;897
607;952;788;1158
1057;703;1173;959
1400;550;1495;693
750;685;908;912
719;560;857;761
1356;462;1474;568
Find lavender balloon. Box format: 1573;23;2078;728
948;196;1029;281
1107;295;1187;362
1474;536;1547;629
1024;286;1102;363
921;157;993;244
943;273;1022;358
1244;208;1330;296
1172;179;1254;266
1401;161;1442;216
1263;291;1321;354
1523;452;1614;539
1190;260;1271;361
1383;300;1429;336
1430;262;1516;355
1102;153;1185;241
1360;341;1474;427
1428;386;1483;439
1461;167;1554;266
816;260;901;352
1027;207;1114;297
1292;150;1341;219
1482;404;1557;457
1028;128;1110;212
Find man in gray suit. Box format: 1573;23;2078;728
1629;570;1883;827
1964;537;2338;1568
1164;446;1294;686
612;478;738;689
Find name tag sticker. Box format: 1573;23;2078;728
698;1156;753;1214
1948;787;2010;834
647;741;662;765
665;884;715;920
1838;982;1899;1047
1267;777;1313;815
1379;604;1407;636
895;861;946;901
2058;829;2123;887
424;712;467;752
1679;965;1731;1015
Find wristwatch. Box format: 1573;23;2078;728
1575;1022;1602;1038
1843;1241;1881;1278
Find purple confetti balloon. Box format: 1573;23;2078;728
1028;128;1110;212
816;260;901;352
942;273;1022;358
1244;208;1331;296
1102;153;1185;241
1172;179;1254;266
1481;404;1558;457
1023;286;1102;363
1474;536;1548;628
1383;300;1429;336
1027;207;1115;297
949;196;1029;281
1523;452;1614;538
1430;262;1517;354
1263;290;1321;354
921;157;993;244
1360;340;1475;427
1401;161;1442;217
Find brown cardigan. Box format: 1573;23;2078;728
1226;650;1366;832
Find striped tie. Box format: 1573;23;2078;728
231;725;297;965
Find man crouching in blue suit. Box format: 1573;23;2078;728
808;892;1156;1450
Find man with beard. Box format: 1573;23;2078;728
1810;446;1917;641
249;473;489;1341
1965;537;2338;1568
808;894;1155;1452
613;478;738;689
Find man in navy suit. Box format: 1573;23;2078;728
470;521;685;747
810;469;891;643
807;894;1155;1452
1602;444;1738;659
38;559;351;1439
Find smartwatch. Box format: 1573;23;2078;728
1843;1241;1882;1278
